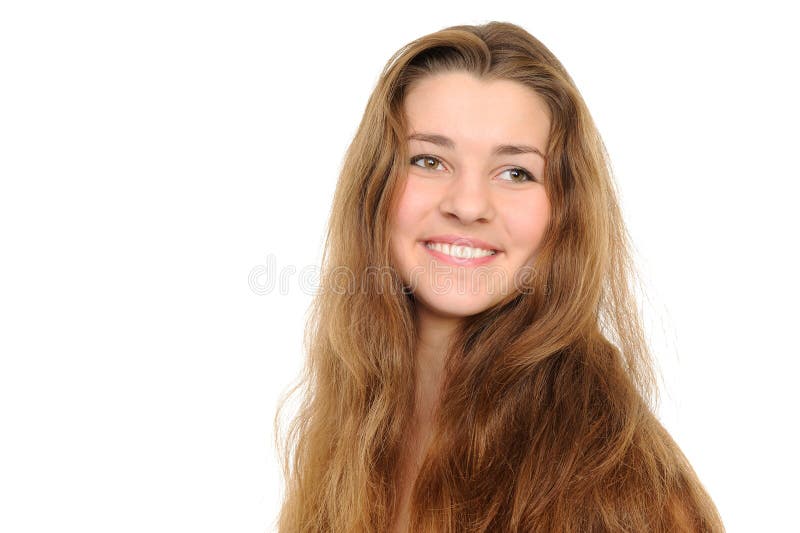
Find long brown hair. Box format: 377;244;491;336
274;21;723;532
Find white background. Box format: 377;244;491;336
1;1;798;531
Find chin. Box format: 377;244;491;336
415;292;502;319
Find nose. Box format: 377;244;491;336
438;168;495;224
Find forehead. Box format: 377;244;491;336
403;71;551;151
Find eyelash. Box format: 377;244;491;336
409;154;537;183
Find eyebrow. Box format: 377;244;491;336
408;132;546;160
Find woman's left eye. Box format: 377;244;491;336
498;167;536;183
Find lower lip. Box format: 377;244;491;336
420;241;501;266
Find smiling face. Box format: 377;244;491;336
389;71;552;320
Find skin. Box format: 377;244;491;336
387;71;552;531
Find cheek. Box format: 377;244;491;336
389;179;423;266
507;193;550;251
391;177;435;235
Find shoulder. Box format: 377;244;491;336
599;411;725;532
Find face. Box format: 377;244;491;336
389;71;552;320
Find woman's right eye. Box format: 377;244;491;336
410;155;446;171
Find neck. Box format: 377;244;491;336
414;304;460;421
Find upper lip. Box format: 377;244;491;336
422;234;502;252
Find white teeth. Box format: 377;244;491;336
425;241;496;258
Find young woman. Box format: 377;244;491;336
274;21;724;532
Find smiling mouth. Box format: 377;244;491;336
424;241;498;259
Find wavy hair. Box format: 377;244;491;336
274;21;723;532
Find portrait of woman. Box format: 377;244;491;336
5;1;800;531
273;21;724;532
